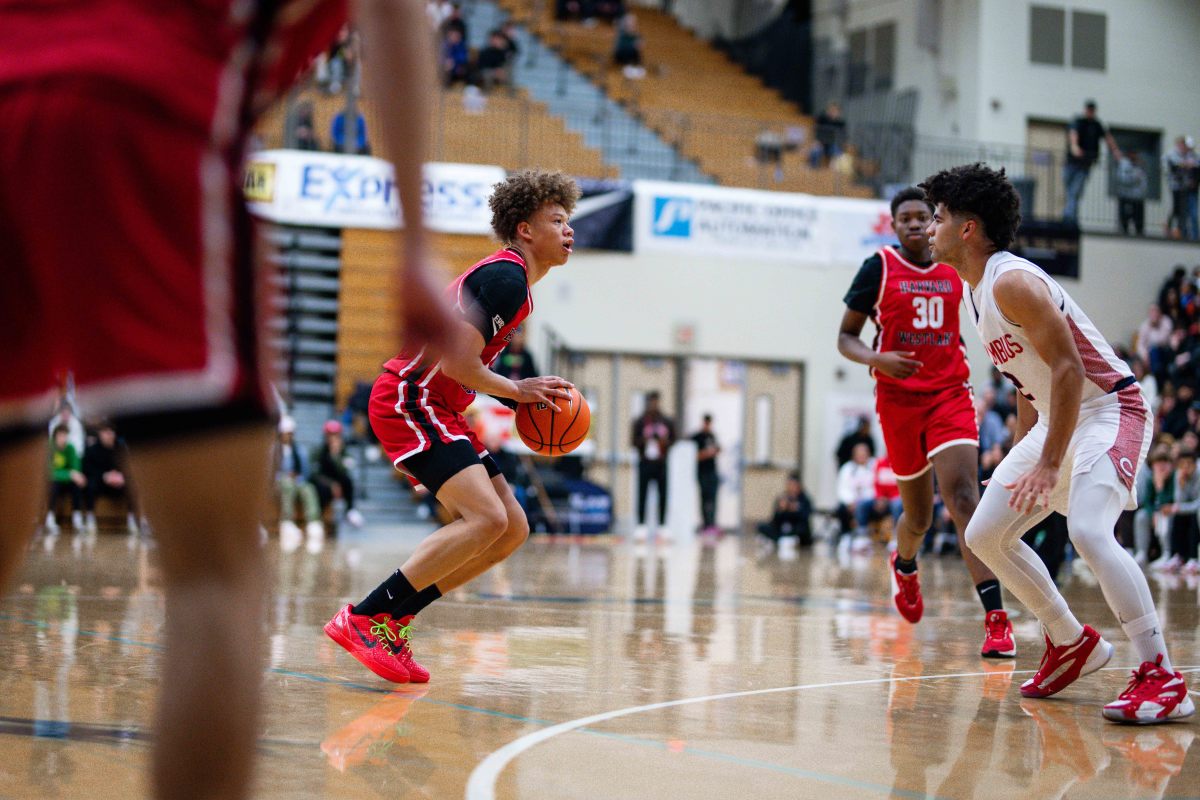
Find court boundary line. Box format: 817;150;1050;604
466;663;1200;800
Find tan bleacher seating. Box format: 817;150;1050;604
258;83;615;178
334;229;500;406
493;0;872;197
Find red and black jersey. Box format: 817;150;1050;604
843;245;970;392
384;247;532;413
0;0;347;132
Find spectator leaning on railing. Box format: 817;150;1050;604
1062;99;1121;224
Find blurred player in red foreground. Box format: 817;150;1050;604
0;2;454;798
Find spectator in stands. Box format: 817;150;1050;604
441;28;470;87
1114;152;1148;236
48;400;85;459
46;424;86;532
291;100;320;151
631;390;675;540
82;421;140;533
493;327;538;382
835;442;875;552
1159;448;1200;573
757;471;813;548
275;417;324;544
835;415;875;467
613;14;645;78
441;3;467;40
809;101;846;168
311;420;365;529
500;20;521;61
976;392;1008;454
478;30;514;93
331;109;369;155
1131;356;1159;414
871;452;903;523
321;26;356;96
1062;99;1121;224
1164;136;1199;240
339;379;377;448
1138;302;1174;379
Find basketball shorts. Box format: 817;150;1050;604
875;382;979;480
991;387;1151;514
369;371;500;495
0;79;273;444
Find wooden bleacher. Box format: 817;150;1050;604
258;83;616;179
493;0;872;196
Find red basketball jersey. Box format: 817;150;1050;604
383;248;533;413
0;0;347;131
870;246;970;392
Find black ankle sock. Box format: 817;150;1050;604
895;555;918;574
396;584;442;620
353;570;416;618
975;579;1003;613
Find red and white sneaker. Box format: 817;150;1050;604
981;610;1016;658
1020;624;1113;699
889;552;923;623
391;615;430;684
1102;655;1195;724
324;604;410;683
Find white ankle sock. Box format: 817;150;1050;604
1123;612;1172;672
1042;608;1085;647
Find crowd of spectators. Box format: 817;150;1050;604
273;416;365;549
43;401;142;535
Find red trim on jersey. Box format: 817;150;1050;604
1067;317;1127;392
1108;386;1148;490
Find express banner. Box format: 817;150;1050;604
244;150;506;233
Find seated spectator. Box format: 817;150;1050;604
1138;445;1175;566
835;442;875;551
499;20;521;60
1160;448;1200;573
275;417;324;542
975;393;1008;453
321;25;356;95
441;28;470;87
808;101;845;168
330;110;369;155
48;400;86;458
613;14;645;78
494;327;538;382
477;30;513;93
310;420;365;529
291;100;320;151
46;424;86;532
82;421;140;533
757;471;813;547
441;3;467;40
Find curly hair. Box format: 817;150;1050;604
889;186;931;217
489;169;581;243
918;163;1021;250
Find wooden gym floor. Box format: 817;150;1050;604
0;523;1197;799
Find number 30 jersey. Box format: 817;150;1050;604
843;245;971;392
965;251;1134;420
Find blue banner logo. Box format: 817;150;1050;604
652;196;695;237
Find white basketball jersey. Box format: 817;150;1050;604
965;251;1133;420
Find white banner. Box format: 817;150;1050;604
244;150;506;233
632;179;893;266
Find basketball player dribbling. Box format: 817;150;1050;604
839;187;1015;658
324;170;579;684
0;3;454;798
922;162;1193;723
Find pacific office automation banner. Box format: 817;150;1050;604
244;149;507;233
632;180;893;266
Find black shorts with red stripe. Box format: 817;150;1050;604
368;370;500;495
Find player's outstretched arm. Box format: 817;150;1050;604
353;0;455;354
439;322;574;410
837;308;922;379
994;271;1083;513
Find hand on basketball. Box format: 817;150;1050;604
873;350;923;379
1004;463;1058;514
513;376;575;413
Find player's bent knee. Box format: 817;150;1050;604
962;521;993;560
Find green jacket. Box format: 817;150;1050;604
50;442;81;483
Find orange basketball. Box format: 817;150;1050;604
515;387;590;456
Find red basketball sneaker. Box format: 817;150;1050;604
1102;655;1195;724
324;604;410;684
1020;624;1113;699
391;615;430;684
889;552;923;623
981;610;1016;658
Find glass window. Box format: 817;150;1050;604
1071;11;1106;70
1030;5;1065;65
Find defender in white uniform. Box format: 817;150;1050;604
921;163;1192;724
